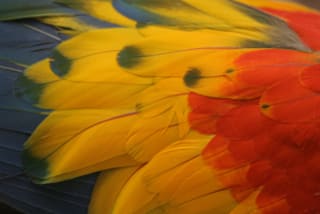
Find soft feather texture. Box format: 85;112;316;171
1;0;320;213
0;21;97;214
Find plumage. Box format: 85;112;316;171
1;0;320;213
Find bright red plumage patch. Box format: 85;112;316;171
234;49;317;87
207;49;318;99
188;93;244;134
261;75;320;122
201;103;320;213
189;49;320;213
300;64;320;92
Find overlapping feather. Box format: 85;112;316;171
1;0;320;213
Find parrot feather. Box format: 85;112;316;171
0;0;74;21
0;21;98;214
89;167;139;214
238;0;320;50
55;0;136;27
1;0;320;213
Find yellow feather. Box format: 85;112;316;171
41;16;99;35
56;0;136;27
89;167;139;214
109;139;238;214
24;59;59;83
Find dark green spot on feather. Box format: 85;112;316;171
226;68;234;74
117;46;142;68
22;148;49;183
184;68;201;87
50;49;72;76
243;40;271;48
15;74;44;105
261;104;270;109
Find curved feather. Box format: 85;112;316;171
0;22;98;214
2;0;320;213
56;0;136;27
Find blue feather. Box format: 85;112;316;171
0;14;98;213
